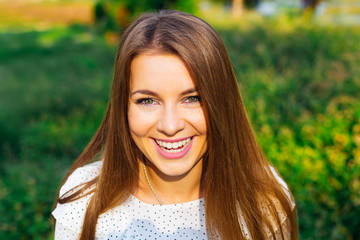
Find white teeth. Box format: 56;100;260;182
155;137;192;153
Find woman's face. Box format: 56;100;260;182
128;53;207;177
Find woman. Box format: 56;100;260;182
52;10;297;239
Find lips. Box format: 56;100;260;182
153;137;194;159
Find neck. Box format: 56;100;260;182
136;159;203;205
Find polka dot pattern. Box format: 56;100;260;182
53;162;100;238
98;196;207;239
53;161;208;239
52;161;294;240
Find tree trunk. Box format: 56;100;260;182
310;0;321;10
232;0;243;18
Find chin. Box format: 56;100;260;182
150;158;203;178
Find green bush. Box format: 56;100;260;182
19;101;106;161
216;21;360;239
93;0;199;31
0;27;112;238
218;24;360;127
257;98;360;239
0;159;63;240
0;25;114;160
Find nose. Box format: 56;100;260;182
156;105;185;136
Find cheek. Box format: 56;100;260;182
128;106;154;138
188;108;207;135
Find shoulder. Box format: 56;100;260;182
59;160;102;197
269;166;287;190
52;161;103;235
266;166;295;239
269;166;295;208
238;166;295;239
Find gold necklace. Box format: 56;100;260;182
142;162;164;205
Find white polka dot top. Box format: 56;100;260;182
52;161;207;240
52;161;293;240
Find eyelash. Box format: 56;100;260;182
135;98;156;106
184;95;201;104
134;95;201;106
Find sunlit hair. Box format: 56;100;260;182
54;10;298;239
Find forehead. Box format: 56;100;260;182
129;53;196;92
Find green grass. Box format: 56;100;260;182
0;18;359;239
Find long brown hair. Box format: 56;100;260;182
54;10;297;239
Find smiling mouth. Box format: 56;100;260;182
155;137;192;153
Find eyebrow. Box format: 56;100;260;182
130;88;198;97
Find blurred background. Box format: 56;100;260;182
0;0;359;239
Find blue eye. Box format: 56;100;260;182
136;98;155;106
184;96;201;103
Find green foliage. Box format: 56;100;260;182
118;0;198;14
1;18;359;239
257;98;360;239
0;25;114;160
215;19;360;239
216;20;360;239
19;101;106;161
0;159;61;240
92;0;199;31
0;26;112;238
218;23;360;128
